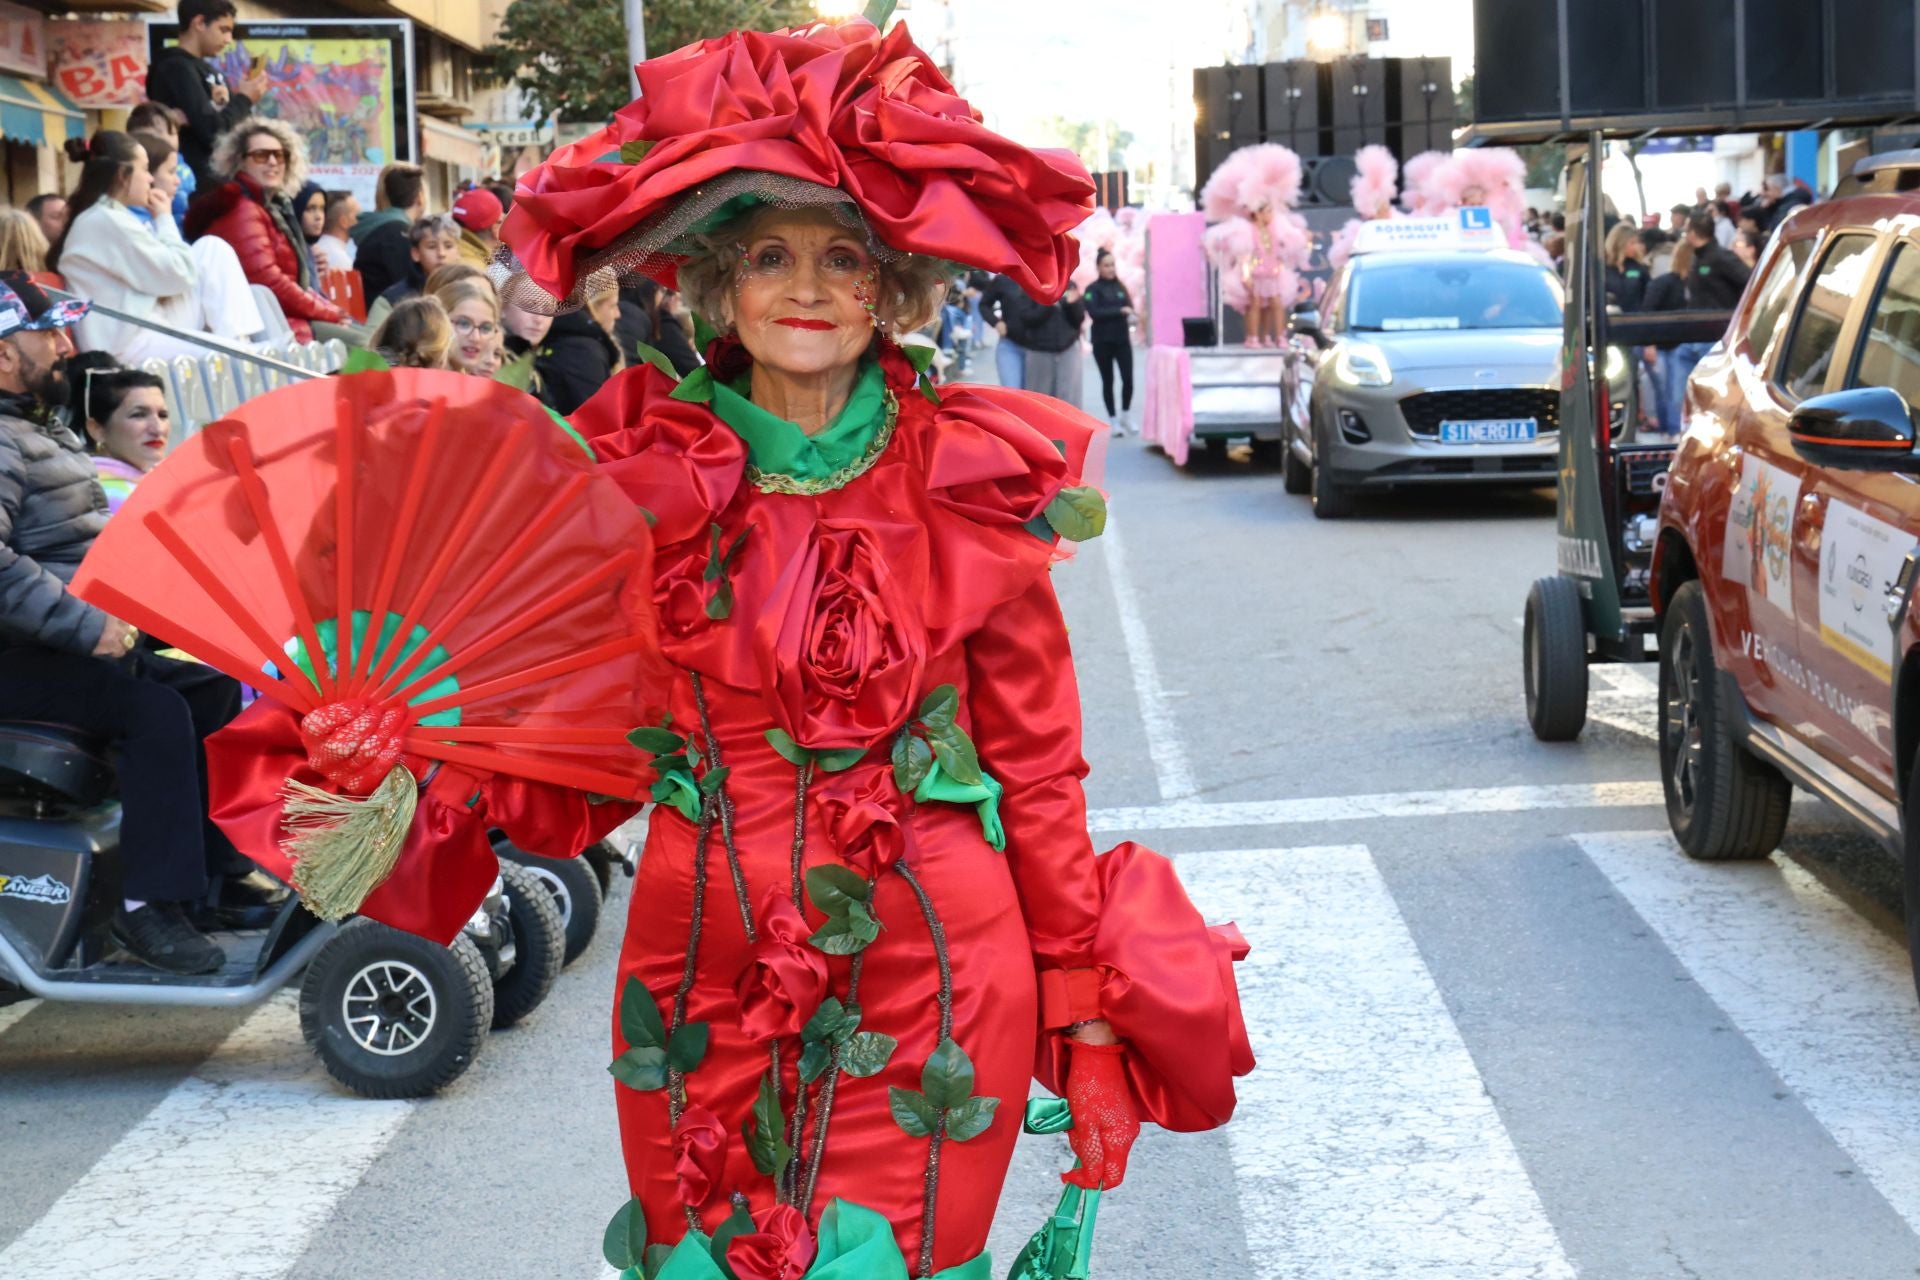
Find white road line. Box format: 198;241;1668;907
0;997;40;1038
1589;663;1659;741
1098;517;1198;802
1088;780;1664;832
1578;831;1920;1238
1179;846;1575;1279
0;993;413;1280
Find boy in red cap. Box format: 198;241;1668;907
450;186;503;270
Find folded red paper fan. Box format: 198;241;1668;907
73;368;667;920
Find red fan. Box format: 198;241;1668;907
73;368;667;929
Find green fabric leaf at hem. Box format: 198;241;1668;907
888;1086;940;1138
609;1045;668;1091
1043;485;1108;542
651;1231;723;1280
922;1036;975;1109
543;405;595;458
928;1254;994;1280
913;759;1006;852
603;1197;646;1270
620;975;667;1049
667;1021;709;1072
945;1094;999;1142
809;1198;911;1280
642;1243;677;1280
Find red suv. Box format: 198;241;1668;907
1654;164;1920;987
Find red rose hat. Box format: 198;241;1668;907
495;16;1095;311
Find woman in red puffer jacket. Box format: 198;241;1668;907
183;118;346;342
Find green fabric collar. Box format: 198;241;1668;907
673;360;889;484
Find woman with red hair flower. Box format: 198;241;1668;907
496;14;1254;1276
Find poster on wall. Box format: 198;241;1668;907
0;1;46;80
148;19;415;209
50;19;148;108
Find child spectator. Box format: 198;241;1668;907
370;294;451;369
0;209;49;277
127;129;264;346
351;162;426;301
538;282;621;413
432;277;501;377
126;101;195;230
311;189;358;273
363;213;457;330
144;0;266;189
450;187;503;269
25;193;66;246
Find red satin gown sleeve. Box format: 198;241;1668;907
965;571;1256;1133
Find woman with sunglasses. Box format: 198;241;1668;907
183;119;352;343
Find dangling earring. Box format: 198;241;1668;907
854;269;883;329
733;242;752;292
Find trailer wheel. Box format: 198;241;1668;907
1309;418;1353;519
1282;435;1311;494
1524;576;1589;740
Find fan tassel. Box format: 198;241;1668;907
282;764;418;920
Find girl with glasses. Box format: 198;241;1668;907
430;276;502;378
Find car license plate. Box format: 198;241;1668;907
1438;418;1538;445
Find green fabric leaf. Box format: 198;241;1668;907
813;747;866;773
627;726;686;755
902;342;938;375
888;1086;940;1138
609;1045;669;1091
667;1021;709;1072
922;1037;976;1109
620;138;655;164
805;864;870;917
1043;485;1108;542
603;1197;647;1270
926;723;984;788
708;1203;754;1280
916;684;959;732
913;759;1006;852
839;1031;897;1079
650;770;702;823
891;731;932;793
652;1232;723;1280
928;1252;993;1280
808;908;879;955
765;728;813;767
632;341;680;381
697;765;731;794
944;1094;1000;1142
1022;1096;1075;1135
799;1039;833;1084
722;527;750;567
704;579;734;621
810;1198;911;1280
746;1072;793;1179
919;376;941;406
544;405;595;459
340;346;392;375
619;976;666;1050
642;1243;677;1280
670;365;715;403
704;525;726;582
493;348;537;392
693;312;719;351
801;995;861;1046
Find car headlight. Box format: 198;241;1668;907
1333;341;1393;387
1603;344;1627;385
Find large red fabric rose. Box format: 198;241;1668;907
735;891;831;1041
726;1205;816;1280
810;767;907;877
501;20;1094;304
757;520;926;752
576;366;747;548
671;1104;727;1208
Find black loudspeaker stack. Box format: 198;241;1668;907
1091;171;1130;211
1193;57;1455;204
1471;0;1918;126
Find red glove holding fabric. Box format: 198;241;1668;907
1063;1041;1140;1190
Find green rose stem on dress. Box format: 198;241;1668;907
797;883;880;1218
789;760;815;909
668;789;717;1232
897;858;956;1279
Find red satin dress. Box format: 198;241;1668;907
521;355;1251;1272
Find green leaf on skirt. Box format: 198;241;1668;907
609;1045;669;1091
602;1196;646;1270
921;1036;976;1109
619;975;666;1049
888;1086;941;1138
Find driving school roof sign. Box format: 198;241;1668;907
1353;209;1507;255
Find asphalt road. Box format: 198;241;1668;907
5;356;1920;1279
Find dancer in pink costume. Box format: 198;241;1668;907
1327;144;1402;272
1199;143;1310;347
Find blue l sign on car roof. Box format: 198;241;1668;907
1458;207;1494;232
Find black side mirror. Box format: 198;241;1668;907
1788;386;1920;472
1290;309;1327;348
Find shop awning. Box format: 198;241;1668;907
419;114;491;172
0;74;81;149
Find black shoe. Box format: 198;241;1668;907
194;870;291;930
111;902;225;975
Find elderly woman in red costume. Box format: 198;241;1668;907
476;14;1254;1277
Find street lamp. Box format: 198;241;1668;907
1305;9;1351;58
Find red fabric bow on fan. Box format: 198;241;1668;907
72;368;669;942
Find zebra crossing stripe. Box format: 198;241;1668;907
0;993;413;1280
0;998;39;1039
1090;781;1665;833
1577;831;1920;1238
1177;846;1576;1279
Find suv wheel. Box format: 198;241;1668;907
1309;414;1354;519
1523;576;1588;740
1282;427;1311;494
1658;581;1791;859
1900;767;1920;1006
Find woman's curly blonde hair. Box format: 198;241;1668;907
676;206;948;340
208;116;308;195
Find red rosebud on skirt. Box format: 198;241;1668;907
726;1204;817;1280
672;1104;727;1208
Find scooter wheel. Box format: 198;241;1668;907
496;841;604;965
299;919;493;1099
490;860;565;1029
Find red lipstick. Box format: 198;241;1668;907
775;318;836;331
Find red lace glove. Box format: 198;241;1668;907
1063;1041;1139;1190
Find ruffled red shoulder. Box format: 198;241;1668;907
573;364;747;547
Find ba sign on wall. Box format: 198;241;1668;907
50;20;148;108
